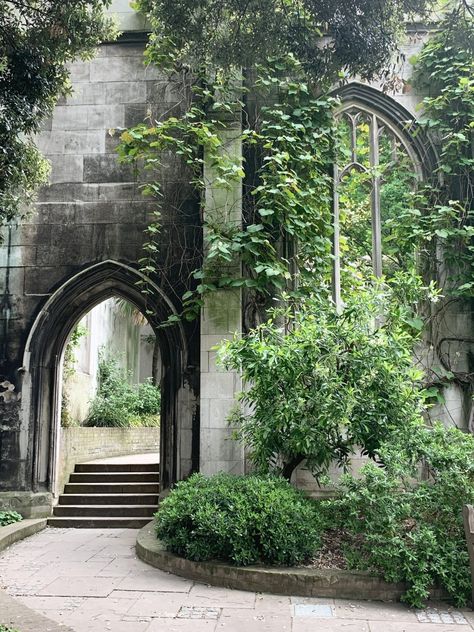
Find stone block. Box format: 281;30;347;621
32;202;76;225
90;56;147;83
37;182;139;204
106;81;147;104
105;130;122;152
24;266;73;295
51;105;89;130
209;399;240;428
35;131;65;154
66;82;106;106
49;155;84;184
200;460;244;476
92;222;145;260
67;60;91;83
49;223;95;250
87;104;125;129
201;334;232;353
0;246;36;267
124;103;148;127
63;130;105;155
200;372;239;401
74;201;150;224
40;116;52;132
200;428;242;462
83;154;134;183
0;492;52;518
10;223;52;247
104;42;147;57
146;79;190;104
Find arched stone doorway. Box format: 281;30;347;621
20;259;199;498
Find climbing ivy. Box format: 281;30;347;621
118;0;473;324
118;56;337;322
412;3;474;295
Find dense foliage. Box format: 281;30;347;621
0;627;19;632
413;4;474;295
85;355;161;427
134;0;432;81
0;511;22;527
0;0;116;226
219;284;431;479
156;473;321;565
325;423;474;607
61;324;88;428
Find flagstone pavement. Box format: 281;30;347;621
0;527;473;632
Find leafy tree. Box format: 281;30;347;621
134;0;433;80
413;2;474;294
219;284;431;479
0;1;116;226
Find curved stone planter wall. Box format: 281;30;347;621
0;519;47;553
136;522;448;602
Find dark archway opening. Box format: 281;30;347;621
23;260;199;498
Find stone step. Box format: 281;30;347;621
63;482;160;494
47;516;152;529
75;462;160;473
58;493;159;505
69;472;159;483
53;505;157;517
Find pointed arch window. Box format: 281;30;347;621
332;100;424;309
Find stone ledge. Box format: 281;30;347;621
136;521;448;602
0;518;47;554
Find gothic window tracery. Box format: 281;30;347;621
332;100;423;308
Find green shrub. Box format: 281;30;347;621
219;285;428;480
156;473;321;566
323;423;474;608
0;511;22;527
0;626;20;632
85;356;161;428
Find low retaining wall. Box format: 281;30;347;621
0;492;52;519
136;522;448;602
0;518;47;553
58;426;160;493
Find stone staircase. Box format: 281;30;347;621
48;460;159;528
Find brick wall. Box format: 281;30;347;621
57;427;160;494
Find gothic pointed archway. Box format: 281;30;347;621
21;259;199;497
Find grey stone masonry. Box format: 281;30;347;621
0;38;200;497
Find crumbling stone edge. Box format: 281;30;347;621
136;521;448;602
0;518;47;554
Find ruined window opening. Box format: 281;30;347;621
332;103;422;310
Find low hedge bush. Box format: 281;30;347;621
324;423;474;608
0;511;22;527
156;473;321;566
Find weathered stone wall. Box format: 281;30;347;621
57;426;160;495
0;37;200;496
0;11;472;502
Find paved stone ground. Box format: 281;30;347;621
0;528;473;632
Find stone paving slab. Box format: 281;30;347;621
0;528;473;632
0;589;74;632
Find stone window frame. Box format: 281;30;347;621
330;85;435;310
